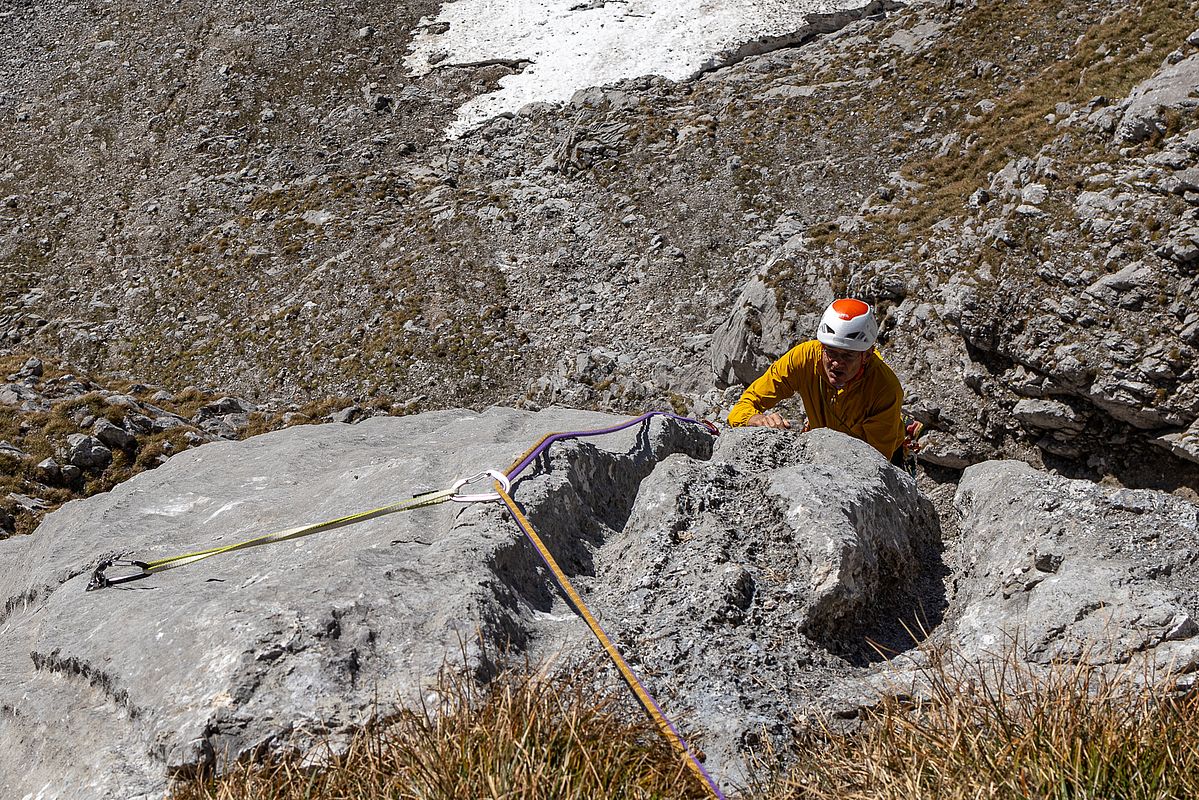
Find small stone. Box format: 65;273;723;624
197;397;256;418
36;458;61;483
104;394;142;410
329;405;367;424
65;434;112;470
968;188;990;207
0;441;26;461
1012;399;1086;434
93;419;137;451
1165;613;1198;641
8;493;48;513
1021;183;1048;205
152;416;185;433
1033;551;1063;573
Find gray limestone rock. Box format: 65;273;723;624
199;412;250;439
0;408;716;799
943;460;1199;667
64;433;113;469
517;425;943;778
36;458;62;483
196;396;256;419
0;381;47;411
1011;398;1086;434
329;405;368;424
93;419;137;451
0;407;952;797
103;394;143;411
151;415;187;433
1085;375;1167;430
1116;52;1199;144
21;357;44;378
709;277;799;388
1155;417;1199;465
916;430;984;470
1083;261;1154;303
0;440;26;462
9;493;49;513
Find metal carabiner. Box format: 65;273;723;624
86;558;151;592
450;469;512;503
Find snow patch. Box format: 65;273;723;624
405;0;869;137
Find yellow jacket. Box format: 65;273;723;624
728;340;905;458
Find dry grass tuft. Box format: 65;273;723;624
752;645;1199;800
170;663;712;800
170;642;1199;800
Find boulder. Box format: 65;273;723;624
0;408;715;798
1116;52;1199;143
709;277;801;388
476;423;943;775
64;433;113;469
1155;417;1199;465
93;418;137;451
941;460;1199;668
1011;398;1086;434
0;408;946;797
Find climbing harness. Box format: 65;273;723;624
83;410;724;798
901;418;925;477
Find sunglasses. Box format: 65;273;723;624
821;346;865;363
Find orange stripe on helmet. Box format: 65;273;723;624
831;298;870;319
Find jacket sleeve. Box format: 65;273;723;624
728;349;800;427
861;380;905;458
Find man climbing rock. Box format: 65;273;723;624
727;298;906;463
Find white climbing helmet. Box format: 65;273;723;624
816;298;878;351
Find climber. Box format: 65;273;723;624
727;298;907;464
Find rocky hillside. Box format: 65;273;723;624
3;3;1199;793
3;0;1197;498
0;353;379;535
